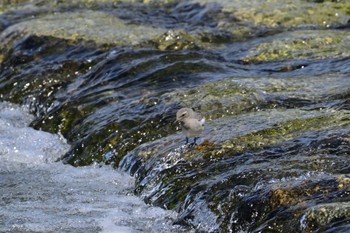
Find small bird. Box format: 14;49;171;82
176;108;205;145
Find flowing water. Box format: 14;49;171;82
1;0;350;232
0;102;186;232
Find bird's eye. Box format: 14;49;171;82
181;112;187;117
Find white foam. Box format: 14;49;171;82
0;102;182;233
0;102;69;166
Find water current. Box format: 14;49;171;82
1;1;350;232
0;102;186;233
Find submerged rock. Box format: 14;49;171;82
195;0;350;29
120;125;350;232
301;201;350;232
241;30;350;63
1;0;350;232
1;10;167;46
154;30;198;51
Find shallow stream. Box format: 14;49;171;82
1;0;350;232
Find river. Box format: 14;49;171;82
1;0;350;232
0;102;188;232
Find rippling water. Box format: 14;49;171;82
1;0;350;232
0;102;186;233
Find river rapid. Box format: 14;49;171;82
1;0;350;232
0;102;187;232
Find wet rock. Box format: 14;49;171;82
1;10;167;46
120;127;350;232
154;30;198;51
301;201;350;232
241;30;350;63
196;0;350;29
162;74;350;121
1;0;350;232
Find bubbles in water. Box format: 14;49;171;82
0;102;183;233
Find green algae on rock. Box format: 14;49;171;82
241;30;350;63
301;201;350;232
1;10;167;46
162;73;350;122
126;108;350;161
195;0;350;28
120;126;350;232
1;0;350;231
154;30;199;51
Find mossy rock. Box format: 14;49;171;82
121;107;350;162
161;73;350;122
1;10;167;46
120;125;350;231
241;30;350;63
196;0;350;28
154;30;199;51
302;201;350;232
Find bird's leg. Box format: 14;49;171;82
187;137;199;147
186;137;189;144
